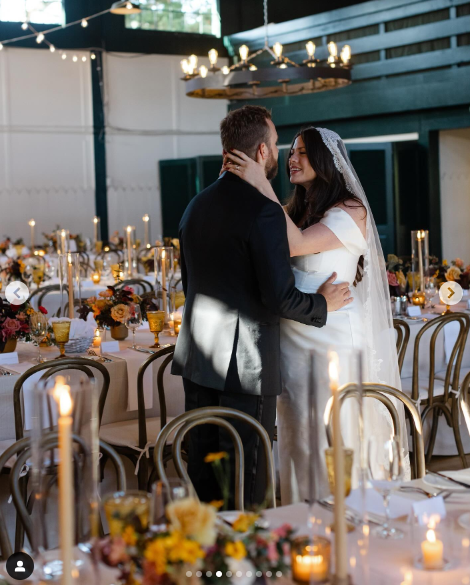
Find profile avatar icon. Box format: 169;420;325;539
6;552;34;580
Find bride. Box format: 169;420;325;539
224;126;410;504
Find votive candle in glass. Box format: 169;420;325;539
291;536;331;583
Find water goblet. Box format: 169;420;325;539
103;490;151;537
30;312;48;363
124;304;142;349
32;266;44;289
150;478;192;529
52;320;71;359
147;311;165;348
424;277;437;309
368;436;404;540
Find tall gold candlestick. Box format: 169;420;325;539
329;353;348;580
126;226;133;277
67;254;74;319
28;219;35;252
55;378;74;585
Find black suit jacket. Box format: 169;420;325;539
171;172;327;396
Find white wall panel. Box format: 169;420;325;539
440;128;470;262
104;52;227;240
0;47;95;243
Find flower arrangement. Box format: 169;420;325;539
1;258;28;284
0;238;11;254
96;495;294;585
42;227;85;252
432;257;470;290
78;285;158;329
0;298;32;348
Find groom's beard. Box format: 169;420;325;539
265;151;278;181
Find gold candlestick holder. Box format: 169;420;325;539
52;321;71;359
147;311;165;348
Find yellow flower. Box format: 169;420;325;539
166;497;216;546
26;308;35;315
442;259;448;266
396;270;406;289
122;526;137;546
225;541;246;561
204;452;228;463
232;512;259;533
446;266;461;282
111;303;131;323
144;539;167;575
209;500;224;510
18;260;26;274
166;534;204;564
131;294;141;304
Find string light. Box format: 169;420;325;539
81;19;88;28
49;44;55;53
36;32;44;44
91;53;96;59
73;55;78;62
82;55;87;62
21;22;28;30
61;52;67;60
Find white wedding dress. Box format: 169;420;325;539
278;207;388;504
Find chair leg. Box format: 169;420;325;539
451;396;468;468
14;476;27;552
99;454;109;483
425;410;440;466
137;456;149;491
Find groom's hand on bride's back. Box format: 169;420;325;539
318;272;353;312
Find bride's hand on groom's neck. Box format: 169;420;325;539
223;149;277;203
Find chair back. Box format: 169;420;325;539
3;434;125;555
393;319;410;374
154;406;276;511
411;313;470;404
36;284;68;309
461;370;470;437
324;382;426;478
96;250;121;264
116;279;153;294
13;358;110;441
135;346;175;451
79;252;91;277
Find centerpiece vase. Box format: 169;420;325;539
0;338;17;353
110;323;128;341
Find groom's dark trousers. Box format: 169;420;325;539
172;171;328;508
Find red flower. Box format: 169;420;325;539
39;306;48;315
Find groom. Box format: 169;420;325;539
172;105;350;507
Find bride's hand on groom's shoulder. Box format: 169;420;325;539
223;149;272;196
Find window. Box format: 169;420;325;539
0;0;64;25
125;0;220;37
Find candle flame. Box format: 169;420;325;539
162;249;166;259
143;214;149;222
296;554;323;565
53;376;73;417
126;225;132;233
61;229;66;236
426;529;436;543
29;219;36;226
93;216;99;224
67;253;72;264
95;329;100;338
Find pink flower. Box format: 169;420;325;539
107;537;129;566
2;317;21;341
273;524;291;539
387;271;399;287
267;540;279;563
124;286;134;293
455;258;464;268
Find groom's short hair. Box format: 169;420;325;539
220;105;272;160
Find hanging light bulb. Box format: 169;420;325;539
199;65;208;78
62;52;67;60
273;42;283;58
36;33;45;44
81;19;88;28
306;41;316;58
328;41;338;57
208;49;218;66
21;22;28;30
340;44;351;65
180;59;190;75
189;54;198;70
239;45;249;62
73;55;78;62
49;44;55;53
91;53;96;60
82;55;87;62
221;66;230;75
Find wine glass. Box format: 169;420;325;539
368;436;404;540
30;312;48;363
424;277;437;309
32;266;44;289
150;478;192;530
147;310;165;348
125;304;142;349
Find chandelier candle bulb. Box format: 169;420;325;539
208;49;218;66
189;54;198;70
306;41;316;57
328;41;338;57
49;45;55;53
222;66;230;75
341;45;351;64
142;214;150;248
200;65;208;78
329;353;348;580
28;219;35;251
273;42;283;58
36;32;44;44
181;59;190;75
422;529;444;570
55;378;74;585
239;45;249;62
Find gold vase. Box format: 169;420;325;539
1;338;17;353
147;311;165;348
110;324;128;341
52;320;71;359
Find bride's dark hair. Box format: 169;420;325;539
285;127;366;285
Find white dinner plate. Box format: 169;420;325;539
422;473;470;492
458;512;470;531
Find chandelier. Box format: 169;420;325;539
180;0;352;100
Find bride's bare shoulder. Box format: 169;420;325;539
336;201;367;237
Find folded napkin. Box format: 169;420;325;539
346;487;413;519
107;349;154;411
49;315;97;340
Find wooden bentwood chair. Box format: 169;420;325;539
393;318;411;374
